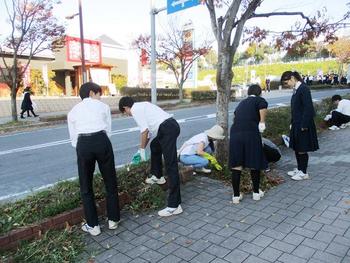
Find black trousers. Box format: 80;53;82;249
331;111;350;127
150;118;181;208
76;131;120;227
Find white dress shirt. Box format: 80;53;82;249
67;98;112;147
180;133;209;155
336;99;350;116
131;102;172;137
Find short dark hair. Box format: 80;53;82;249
119;96;134;112
281;71;303;83
331;94;342;102
248;84;262;96
79;82;102;99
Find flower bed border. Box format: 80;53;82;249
0;192;130;251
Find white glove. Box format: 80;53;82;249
258;122;266;133
324;115;331;121
139;148;146;161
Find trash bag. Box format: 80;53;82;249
262;137;281;163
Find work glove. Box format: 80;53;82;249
131;152;141;165
324;114;332;121
258;122;266;133
139;148;147;161
202;152;222;171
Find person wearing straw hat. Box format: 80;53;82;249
178;125;224;173
229;84;268;204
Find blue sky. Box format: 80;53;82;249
1;0;349;48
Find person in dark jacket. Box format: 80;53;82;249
20;87;39;118
229;84;268;204
281;71;319;181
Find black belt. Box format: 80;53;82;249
78;130;106;137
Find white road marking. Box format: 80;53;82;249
0;103;292;156
0;114;216;156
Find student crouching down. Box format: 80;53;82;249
68;82;120;236
325;94;350;130
178;125;224;173
229;84;268;204
118;96;182;217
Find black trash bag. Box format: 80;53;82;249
262;137;281;163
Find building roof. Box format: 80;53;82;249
97;35;125;48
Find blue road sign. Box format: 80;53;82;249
167;0;200;14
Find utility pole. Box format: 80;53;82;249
150;1;166;104
78;0;87;84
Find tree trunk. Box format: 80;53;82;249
215;49;234;164
11;82;18;122
179;84;184;103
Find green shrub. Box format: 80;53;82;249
119;87;179;101
191;90;235;101
112;74;127;90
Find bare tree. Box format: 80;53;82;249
202;0;350;161
0;0;65;121
133;22;211;102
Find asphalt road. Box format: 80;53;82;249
1;89;349;202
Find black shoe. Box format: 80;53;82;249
34;114;39;117
20;116;25;119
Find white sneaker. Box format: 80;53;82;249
287;168;299;177
145;175;166;185
340;124;347;129
108;220;119;230
232;193;243;204
329;125;340;130
291;170;310;181
195;167;211;173
252;189;265;201
282;135;290;147
158;205;183;217
81;223;101;236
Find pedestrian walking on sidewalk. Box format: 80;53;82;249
229;84;268;204
281;71;319;181
68;82;120;236
119;96;182;217
20;86;39;118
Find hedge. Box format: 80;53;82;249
119;87;179;101
191;90;235;101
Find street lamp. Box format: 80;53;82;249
66;0;87;84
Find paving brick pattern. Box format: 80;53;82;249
80;128;350;263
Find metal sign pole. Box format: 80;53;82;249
150;5;166;105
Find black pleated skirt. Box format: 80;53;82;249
229;126;268;170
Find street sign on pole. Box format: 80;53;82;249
167;0;200;14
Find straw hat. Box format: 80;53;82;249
204;125;224;140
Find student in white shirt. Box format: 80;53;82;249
178;125;224;173
325;95;350;130
68;82;120;236
119;96;182;217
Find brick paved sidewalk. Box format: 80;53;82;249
80;128;350;263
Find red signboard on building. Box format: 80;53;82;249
66;36;102;64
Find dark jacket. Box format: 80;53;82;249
289;83;319;152
21;92;33;111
